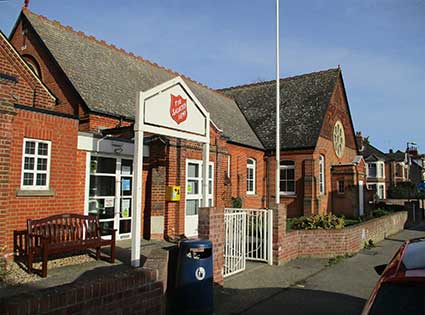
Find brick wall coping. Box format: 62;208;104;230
0;267;162;315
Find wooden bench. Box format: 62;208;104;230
14;213;116;277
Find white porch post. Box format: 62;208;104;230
202;114;211;207
131;92;144;267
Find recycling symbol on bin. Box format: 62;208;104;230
195;266;206;281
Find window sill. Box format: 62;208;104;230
246;193;257;197
16;189;55;197
280;193;296;198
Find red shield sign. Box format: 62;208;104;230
170;94;188;124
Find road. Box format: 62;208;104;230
215;223;425;315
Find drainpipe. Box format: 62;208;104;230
265;154;270;209
215;135;219;208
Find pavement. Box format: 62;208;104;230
214;222;425;315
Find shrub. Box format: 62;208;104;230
291;214;345;230
231;197;242;208
371;208;389;218
0;245;8;282
388;182;418;199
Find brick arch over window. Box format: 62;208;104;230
22;54;42;79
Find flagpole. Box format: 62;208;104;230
275;0;280;205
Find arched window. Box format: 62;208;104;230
280;160;295;195
23;55;41;79
319;155;325;195
246;158;256;195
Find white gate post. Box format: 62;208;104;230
268;209;273;265
131;92;144;267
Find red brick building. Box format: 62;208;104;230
0;9;368;253
222;70;366;218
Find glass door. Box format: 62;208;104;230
185;160;213;237
119;159;133;239
88;155;133;240
89;156;117;238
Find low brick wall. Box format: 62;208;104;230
0;268;163;315
280;211;407;263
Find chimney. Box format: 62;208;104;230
355;131;364;152
389;149;394;154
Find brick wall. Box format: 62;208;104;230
2;108;81;251
164;133;229;237
1;32;83;253
0;268;162;315
278;211;407;263
267;151;315;218
198;207;224;285
0;101;15;253
227;143;265;209
10;18;85;116
1;32;55;111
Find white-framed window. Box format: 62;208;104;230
21;138;51;190
246;158;256;195
186;160;214;212
280;160;295;195
227;155;231;178
366;162;385;179
319;155;325;195
367;183;386;200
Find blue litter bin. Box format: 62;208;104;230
175;239;213;314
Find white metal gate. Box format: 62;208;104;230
224;208;273;278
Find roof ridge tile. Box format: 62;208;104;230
219;68;340;92
22;8;233;100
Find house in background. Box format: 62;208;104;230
356;132;388;200
386;149;410;186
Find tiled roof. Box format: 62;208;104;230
387;150;407;162
360;141;388;161
21;10;264;149
220;68;340;150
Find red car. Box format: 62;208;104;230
362;237;425;315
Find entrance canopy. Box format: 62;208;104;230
132;77;211;267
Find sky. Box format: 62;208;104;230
0;0;424;152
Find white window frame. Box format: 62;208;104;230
280;160;296;196
367;183;386;200
186;159;214;208
20;138;51;190
366;161;385;179
246;158;256;195
319;155;325;195
227;155;231;178
379;162;385;179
